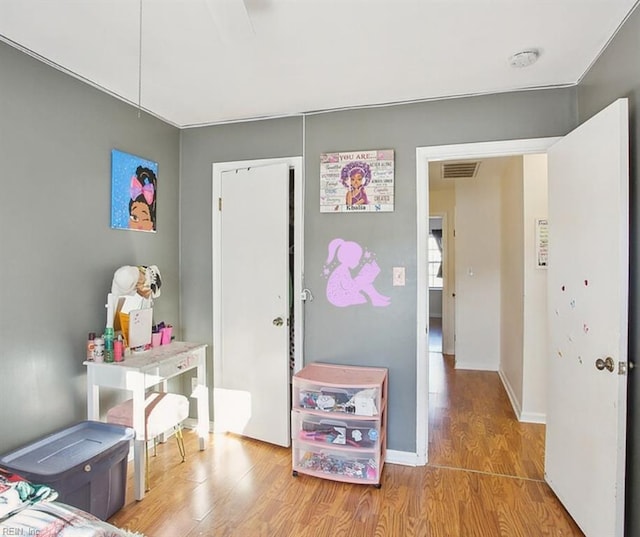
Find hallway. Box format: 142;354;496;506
428;317;546;479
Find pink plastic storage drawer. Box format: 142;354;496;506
293;445;379;484
291;411;380;450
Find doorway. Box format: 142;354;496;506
415;137;559;464
426;156;548;481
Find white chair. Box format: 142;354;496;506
106;392;189;490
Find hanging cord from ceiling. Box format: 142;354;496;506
138;0;143;118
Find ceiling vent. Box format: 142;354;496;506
441;161;480;179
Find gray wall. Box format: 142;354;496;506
0;41;180;453
577;6;640;535
179;89;577;453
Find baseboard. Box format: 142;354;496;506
455;361;498;371
519;411;546;424
498;370;547;424
385;450;423;466
498;369;523;419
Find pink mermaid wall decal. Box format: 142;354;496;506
323;238;391;308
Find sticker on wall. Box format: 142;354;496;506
320;149;394;213
111;149;158;232
323;238;391;308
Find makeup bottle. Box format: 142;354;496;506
104;327;114;363
114;335;124;362
86;332;96;361
93;337;105;362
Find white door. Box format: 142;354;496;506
215;163;291;447
545;98;629;536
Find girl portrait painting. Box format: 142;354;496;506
111;149;158;232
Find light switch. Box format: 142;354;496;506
393;266;405;286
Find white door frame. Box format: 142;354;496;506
212;156;304;430
415;137;560;464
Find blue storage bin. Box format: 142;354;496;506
0;420;134;520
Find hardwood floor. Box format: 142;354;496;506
429;354;545;480
109;332;584;536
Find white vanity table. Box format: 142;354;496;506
84;341;209;501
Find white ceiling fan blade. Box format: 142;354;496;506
204;0;255;44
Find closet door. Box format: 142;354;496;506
215;163;291;447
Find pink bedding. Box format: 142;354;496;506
0;468;141;537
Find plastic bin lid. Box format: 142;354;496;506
0;421;134;478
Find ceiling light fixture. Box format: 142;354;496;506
509;49;540;68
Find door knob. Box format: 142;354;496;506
595;357;615;372
272;317;284;327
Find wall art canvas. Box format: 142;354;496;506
320;149;394;213
111;149;158;232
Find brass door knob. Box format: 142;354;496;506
272;317;284;327
595;357;615;372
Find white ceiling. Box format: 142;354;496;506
1;0;638;128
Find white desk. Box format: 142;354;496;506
84;341;209;501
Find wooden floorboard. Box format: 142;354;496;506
109;338;584;536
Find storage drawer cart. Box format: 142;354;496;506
291;363;388;488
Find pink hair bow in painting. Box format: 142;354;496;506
130;175;155;205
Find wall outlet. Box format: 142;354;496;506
393;266;406;286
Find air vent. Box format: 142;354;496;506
442;161;480;179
